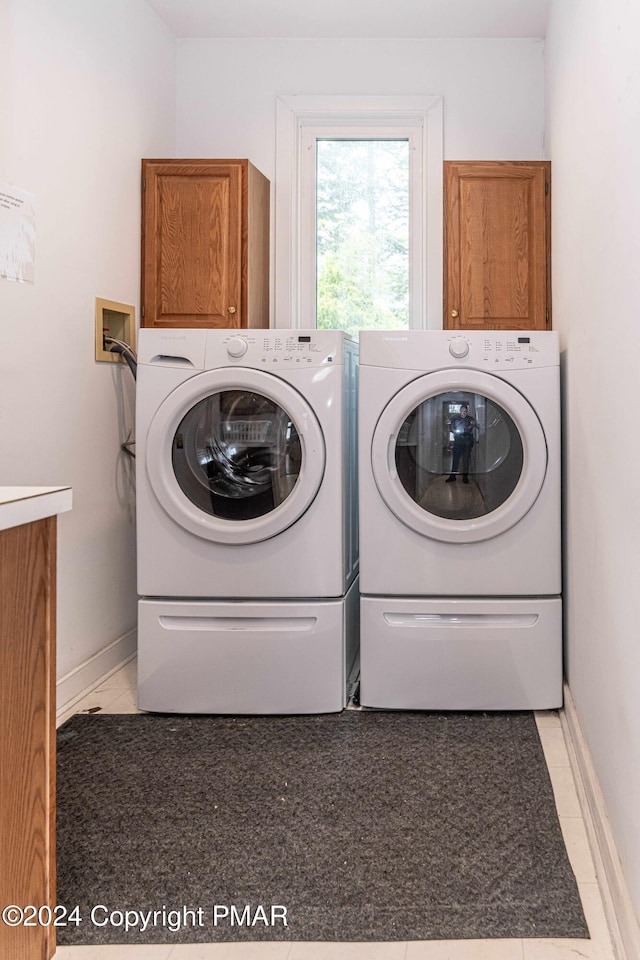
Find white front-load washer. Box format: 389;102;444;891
358;330;562;710
136;328;359;714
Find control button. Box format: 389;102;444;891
226;337;248;358
449;337;469;359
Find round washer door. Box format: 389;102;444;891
146;368;326;544
372;369;547;543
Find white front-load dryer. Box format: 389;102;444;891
136;328;359;714
358;330;562;710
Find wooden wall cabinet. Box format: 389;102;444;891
444;161;551;331
141;159;270;329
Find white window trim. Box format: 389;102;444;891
275;94;443;331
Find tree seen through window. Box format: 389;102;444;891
316;139;410;335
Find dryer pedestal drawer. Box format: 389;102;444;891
138;581;359;715
360;595;562;710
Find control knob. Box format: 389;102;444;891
449;337;469;359
226;337;248;358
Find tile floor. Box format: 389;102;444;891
54;662;617;960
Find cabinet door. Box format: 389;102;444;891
142;161;243;328
444;161;550;331
0;518;57;960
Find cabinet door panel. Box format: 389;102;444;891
445;161;550;331
143;162;243;329
0;518;56;960
158;175;238;318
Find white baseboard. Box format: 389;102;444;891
56;628;137;719
562;683;640;960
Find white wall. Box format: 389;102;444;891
0;0;175;684
546;0;640;918
176;38;545;171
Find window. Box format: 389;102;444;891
305;133;412;335
275;96;443;333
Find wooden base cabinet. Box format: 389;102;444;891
444;161;551;331
141;159;270;330
0;518;57;960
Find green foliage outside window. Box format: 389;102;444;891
316;139;410;335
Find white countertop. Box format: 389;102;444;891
0;486;73;532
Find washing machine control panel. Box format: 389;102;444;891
202;330;353;370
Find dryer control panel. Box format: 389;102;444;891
360;330;559;371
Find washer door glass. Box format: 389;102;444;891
146;367;326;545
396;391;523;521
172;389;302;521
371;369;547;543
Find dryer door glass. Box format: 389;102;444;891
172;390;302;521
395;391;523;520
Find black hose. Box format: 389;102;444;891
108;343;137;379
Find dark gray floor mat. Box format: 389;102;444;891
56;711;588;944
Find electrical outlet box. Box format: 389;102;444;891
95;297;136;363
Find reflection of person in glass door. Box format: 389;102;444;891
446;403;476;484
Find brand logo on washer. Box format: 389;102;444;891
382;336;408;342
